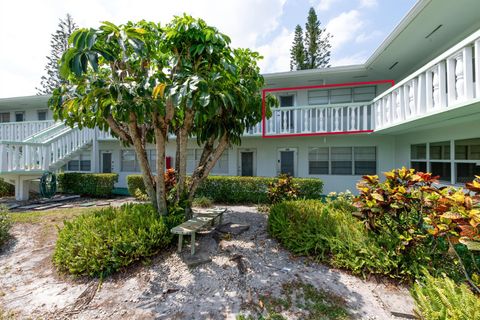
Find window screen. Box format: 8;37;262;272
331;147;352;175
308;147;329;174
354;147;376;175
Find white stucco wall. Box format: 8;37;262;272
94;133;396;194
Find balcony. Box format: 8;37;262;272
0;120;56;141
373;29;480;132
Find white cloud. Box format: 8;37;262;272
313;0;339;11
326;10;365;50
0;0;287;98
256;28;294;73
330;51;368;66
359;0;378;8
355;30;383;43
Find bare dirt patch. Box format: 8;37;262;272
0;206;414;319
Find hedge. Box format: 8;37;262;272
0;178;14;197
53;203;183;277
58;173;118;197
127;175;324;204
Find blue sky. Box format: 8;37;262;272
0;0;417;97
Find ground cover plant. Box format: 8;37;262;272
0;205;11;248
411;272;480;320
53;203;183;277
0;179;14;197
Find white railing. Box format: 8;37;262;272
0;120;56;141
374;29;480;130
265;103;372;135
0;126;95;173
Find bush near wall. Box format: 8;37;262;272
0;178;14;197
268;198;459;280
58;173;118;197
0;206;12;248
127;175;324;204
53;203;183;277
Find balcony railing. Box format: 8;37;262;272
0;120;56;141
265;103;373;136
374;29;480;130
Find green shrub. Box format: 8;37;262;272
0;205;11;247
0;178;14;197
128;175;324;204
192;196;213;208
268;199;459;280
58;173;118;197
412;272;480;320
53;203;183;277
268;199;397;277
267;174;298;204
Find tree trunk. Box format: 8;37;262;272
154;115;168;215
127;113;157;211
188;134;229;207
175;109;194;201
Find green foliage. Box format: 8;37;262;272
267;174;298;204
128;175;323;204
53;204;183;277
268;199;459;280
0;179;14;197
412;272;480;320
58;173;118;197
192;196;213;208
0;206;12;248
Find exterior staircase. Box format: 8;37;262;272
0;122;95;200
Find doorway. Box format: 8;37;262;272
278;148;297;176
101;152;112;173
238;149;256;176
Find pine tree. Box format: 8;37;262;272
36;14;78;95
304;7;331;69
290;25;307;71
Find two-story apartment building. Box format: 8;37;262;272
1;0;480;200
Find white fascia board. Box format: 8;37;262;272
263;64;367;79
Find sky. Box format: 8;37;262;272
0;0;417;98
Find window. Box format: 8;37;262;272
15;111;24;122
331;147;352;175
308;147;329;174
0;112;10;123
279;95;294;107
121;150;138;172
307;86;376;105
121;150;156;172
410;139;480;184
67;153;91;172
37;110;48;121
308;90;329;105
429;141;450;181
211;151;229;174
354;147;376;175
455;138;480;183
353;86;376;102
411;143;427;172
187;148;229;175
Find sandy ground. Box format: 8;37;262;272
0;205;414;319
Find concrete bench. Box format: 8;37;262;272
171;208;227;255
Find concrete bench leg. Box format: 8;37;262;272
178;234;183;253
191;232;196;255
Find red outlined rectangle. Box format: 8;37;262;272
261;79;395;138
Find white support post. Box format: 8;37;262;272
463;46;474;99
447;57;456;105
91;129;99;173
438;61;447;108
14;176;30;201
475;40;480;98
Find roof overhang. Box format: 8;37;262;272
0;95;50;110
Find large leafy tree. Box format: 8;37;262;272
50;15;274;216
290;7;331;70
37;14;78;95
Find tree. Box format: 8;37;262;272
304;7;331;69
49;16;275;217
290;25;306;71
289;7;331;70
37;14;78;95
